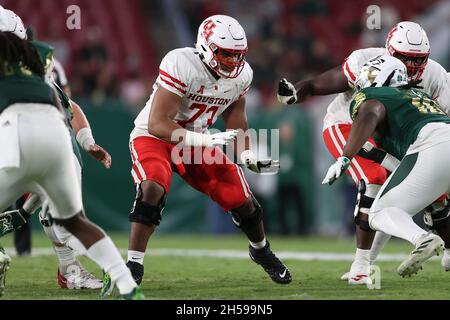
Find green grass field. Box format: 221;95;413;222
1;231;449;300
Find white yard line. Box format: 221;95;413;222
4;247;440;261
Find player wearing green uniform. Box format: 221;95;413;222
0;6;142;299
0;38;113;290
323;55;450;278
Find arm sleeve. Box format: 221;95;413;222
157;50;190;98
342;50;365;88
435;69;450;115
239;64;253;98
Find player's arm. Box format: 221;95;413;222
148;86;237;147
71;100;111;168
322;100;386;185
278;65;350;104
342;100;386;159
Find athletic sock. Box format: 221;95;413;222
54;245;76;267
86;237;137;295
369;231;391;264
128;250;145;265
249;238;267;250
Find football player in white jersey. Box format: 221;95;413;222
278;21;450;284
121;15;291;286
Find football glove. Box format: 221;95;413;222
241;150;280;174
184;130;238;148
0;209;30;237
322;156;351;185
277;78;298;105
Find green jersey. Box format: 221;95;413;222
0;41;55;111
350;87;450;159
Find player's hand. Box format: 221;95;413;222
88;144;112;169
277;78;298;105
322;156;350;185
209;130;239;147
358;141;400;172
241;150;280;174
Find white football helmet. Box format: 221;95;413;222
355;55;408;91
0;6;26;40
386;21;430;82
195;15;247;79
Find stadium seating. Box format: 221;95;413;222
3;0;157;80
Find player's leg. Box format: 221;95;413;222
181;147;291;284
324;124;386;284
126;137;173;284
369;145;450;276
0;174;26;297
33;116;140;299
43;155;102;290
0;111;38;296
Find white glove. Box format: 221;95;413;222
209;130;239;147
277;78;298;105
184;130;238;147
322;156;351;185
241;150;280;174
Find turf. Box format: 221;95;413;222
1;232;449;300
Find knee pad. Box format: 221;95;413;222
230;196;263;229
424;198;450;230
353;180;380;232
129;183;167;226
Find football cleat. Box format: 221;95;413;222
57;260;102;290
340;271;349;281
398;233;444;277
100;271;117;298
249;242;292;284
442;249;450;271
0;247;11;297
348;260;372;285
126;260;144;285
120;287;145;300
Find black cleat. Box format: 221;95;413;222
249;242;292;284
126;260;144;285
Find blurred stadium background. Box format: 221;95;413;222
3;0;450;240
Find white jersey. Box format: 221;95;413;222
323;47;450;131
131;47;253;140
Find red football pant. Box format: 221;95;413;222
323;124;388;186
129;136;252;212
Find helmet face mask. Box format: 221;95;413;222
211;44;247;78
386;21;430;82
390;50;428;83
196;15;248;79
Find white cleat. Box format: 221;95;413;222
398;233;444;277
0;247;11;297
58;260;103;290
348;261;372;285
340;271;349;281
442;249;450;271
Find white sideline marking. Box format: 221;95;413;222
3;247;440;261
